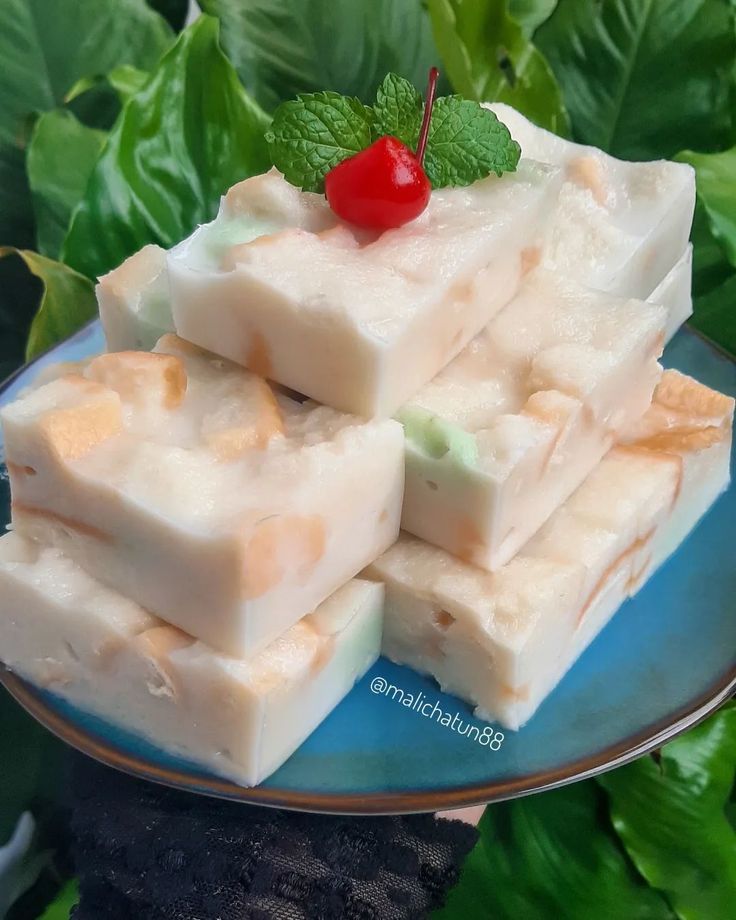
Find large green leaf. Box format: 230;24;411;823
0;257;41;381
0;250;97;360
691;272;736;359
0;0;173;247
0;691;65;848
66;66;151;110
690;203;735;300
62;16;271;282
26;111;106;260
431;838;496;918
537;0;736;160
678;147;736;268
599;704;736;920
434;782;674;919
428;0;569;134
199;0;444;112
675;146;736;357
509;0;558;35
37;879;79;920
147;0;190;31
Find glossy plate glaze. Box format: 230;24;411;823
1;323;734;814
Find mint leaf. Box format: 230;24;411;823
423;97;521;187
373;73;423;148
266;92;374;193
38;879;80;919
373;75;520;186
267;75;520;194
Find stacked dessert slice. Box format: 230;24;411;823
0;106;732;786
369;113;733;729
370;370;734;729
0;336;401;784
0;155;561;783
102;161;561;416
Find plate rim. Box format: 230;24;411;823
1;322;735;815
2;664;734;814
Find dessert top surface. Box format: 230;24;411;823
485;104;696;281
2;335;398;530
399;268;666;472
487;102;693;206
168;162;558;339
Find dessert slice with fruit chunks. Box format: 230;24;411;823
97;244;172;352
398;268;668;570
368;370;733;730
1;335;404;657
166;72;554;417
486;103;696;317
168;159;559;417
0;533;382;788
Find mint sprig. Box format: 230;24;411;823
264;92;374;193
266;73;520;194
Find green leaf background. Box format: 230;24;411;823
4;0;736;366
26;111;106;260
508;0;558;35
199;0;445;111
0;0;173;377
0;0;735;916
676;146;736;356
599;706;736;920
536;0;736;160
62;15;271;281
0;0;172;247
437;782;675;920
0;250;97;361
428;0;569;134
436;705;736;919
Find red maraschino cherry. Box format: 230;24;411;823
325;67;439;230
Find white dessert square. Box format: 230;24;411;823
399;268;667;569
486;104;696;303
1;335;404;656
0;536;382;787
97;244;173;352
167;164;561;417
368;370;733;729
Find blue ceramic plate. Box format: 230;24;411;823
1;323;735;814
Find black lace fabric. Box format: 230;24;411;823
69;755;478;920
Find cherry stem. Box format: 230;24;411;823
415;66;439;165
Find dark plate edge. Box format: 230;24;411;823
2;664;734;815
